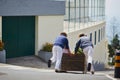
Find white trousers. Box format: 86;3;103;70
50;45;63;70
83;46;94;72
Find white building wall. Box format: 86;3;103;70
35;15;64;55
67;22;107;68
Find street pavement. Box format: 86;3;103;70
0;63;117;80
0;55;118;80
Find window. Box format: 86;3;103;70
101;28;102;40
64;0;105;32
90;33;92;41
94;31;96;45
98;29;100;42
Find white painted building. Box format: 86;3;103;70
63;0;107;70
0;0;107;70
0;0;65;58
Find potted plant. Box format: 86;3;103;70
0;40;6;63
61;48;86;73
38;42;53;62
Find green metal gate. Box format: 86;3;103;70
2;16;35;58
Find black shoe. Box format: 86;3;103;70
48;60;51;68
55;70;60;73
87;63;91;71
91;71;94;75
55;70;67;73
60;70;67;73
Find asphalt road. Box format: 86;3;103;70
4;56;117;80
0;63;114;80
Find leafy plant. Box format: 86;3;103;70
108;44;115;57
111;34;120;49
77;48;83;54
41;42;53;52
0;40;4;51
107;34;120;66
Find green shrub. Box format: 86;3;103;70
77;48;83;54
0;40;4;51
108;57;115;66
41;42;53;52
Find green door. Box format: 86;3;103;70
2;16;35;58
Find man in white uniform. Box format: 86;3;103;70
48;32;70;72
74;33;95;74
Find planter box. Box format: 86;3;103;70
38;51;52;62
0;50;6;63
61;53;87;73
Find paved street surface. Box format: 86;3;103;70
6;55;55;69
0;55;118;80
0;64;115;80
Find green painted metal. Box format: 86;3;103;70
2;16;35;58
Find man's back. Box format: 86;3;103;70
54;35;69;49
80;36;93;49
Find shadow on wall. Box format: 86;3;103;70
93;61;105;71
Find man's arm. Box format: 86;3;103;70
74;40;81;54
65;38;71;53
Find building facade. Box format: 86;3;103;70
0;0;107;70
0;0;65;58
64;0;107;70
